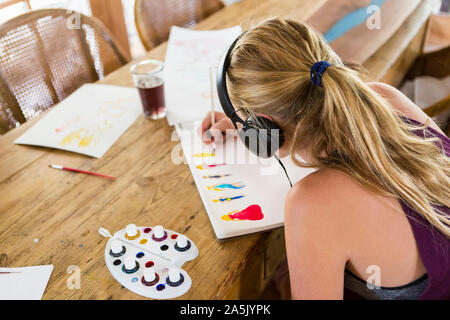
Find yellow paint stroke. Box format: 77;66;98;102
79;135;93;147
140;239;148;244
193;153;215;158
60;129;95;147
58;120;113;147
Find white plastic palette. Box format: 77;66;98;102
99;224;199;299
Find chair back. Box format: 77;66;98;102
135;0;223;51
0;9;129;134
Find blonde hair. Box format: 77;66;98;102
227;18;450;237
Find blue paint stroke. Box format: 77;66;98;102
216;195;245;202
207;182;245;191
213;184;244;190
324;0;386;43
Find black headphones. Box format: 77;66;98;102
216;35;285;159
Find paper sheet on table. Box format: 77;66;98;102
0;265;53;300
15;84;142;158
175;121;315;240
164;26;242;126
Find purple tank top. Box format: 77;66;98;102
399;117;450;300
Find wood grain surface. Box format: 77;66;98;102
308;0;422;64
0;0;434;299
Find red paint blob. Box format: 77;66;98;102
229;205;264;221
143;228;152;233
171;234;178;239
145;261;154;268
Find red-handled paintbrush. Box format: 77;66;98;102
49;164;116;180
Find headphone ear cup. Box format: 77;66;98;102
238;117;285;158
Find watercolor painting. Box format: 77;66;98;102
15;84;142;158
212;195;245;203
175;121;316;239
221;205;264;221
164;26;242;125
207;182;245;191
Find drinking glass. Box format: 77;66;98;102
130;59;166;120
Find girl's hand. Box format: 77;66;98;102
199;111;235;145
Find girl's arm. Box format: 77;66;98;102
367;82;444;135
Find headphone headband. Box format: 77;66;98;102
216;33;285;158
216;35;243;125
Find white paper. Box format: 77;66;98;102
0;265;53;300
175;122;315;239
15;84;142;158
164;26;242;126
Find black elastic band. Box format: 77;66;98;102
274;154;292;187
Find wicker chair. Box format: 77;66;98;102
135;0;224;51
0;9;129;134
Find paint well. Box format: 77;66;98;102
156;284;165;291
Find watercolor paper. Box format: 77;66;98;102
164;26;242;125
14;84;142;158
175;122;315;240
0;265;53;300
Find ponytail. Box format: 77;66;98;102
228;18;450;237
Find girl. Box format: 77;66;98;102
200;18;450;300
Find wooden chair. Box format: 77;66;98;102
135;0;224;51
405;45;450;135
0;9;130;134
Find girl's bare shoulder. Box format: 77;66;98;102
367;82;443;133
284;168;368;235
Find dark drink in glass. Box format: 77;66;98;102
131;60;167;120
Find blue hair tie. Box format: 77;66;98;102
310;61;332;87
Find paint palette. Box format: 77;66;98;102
99;224;199;299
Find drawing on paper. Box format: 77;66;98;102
221;205;264;221
212;195;245;203
207;182;245;191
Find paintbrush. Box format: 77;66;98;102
209;67;217;153
49;164;116;180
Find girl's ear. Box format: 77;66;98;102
256;113;274;121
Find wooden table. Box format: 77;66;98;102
0;0;439;299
